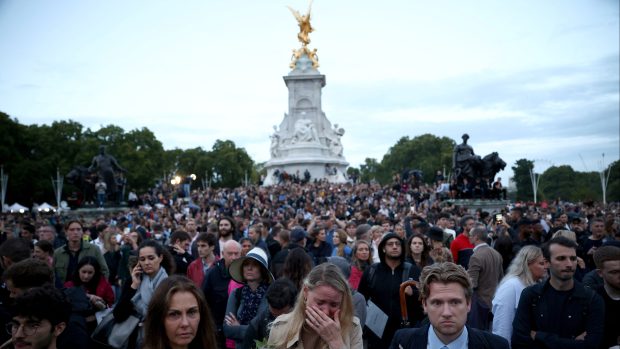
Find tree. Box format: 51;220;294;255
208;140;254;188
379;134;455;184
538;166;598;202
359;158;380;183
0;112;29;204
511;158;535;202
605;161;620;202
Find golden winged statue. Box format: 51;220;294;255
288;1;319;69
288;1;313;46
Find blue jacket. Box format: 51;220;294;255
511;279;604;349
389;324;509;349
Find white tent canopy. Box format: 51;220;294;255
8;203;29;213
37;202;56;212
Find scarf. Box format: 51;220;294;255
131;267;168;317
238;283;268;324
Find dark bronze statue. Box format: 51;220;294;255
453;133;481;181
88;145;126;201
452;134;506;199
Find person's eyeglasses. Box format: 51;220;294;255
6;322;41;337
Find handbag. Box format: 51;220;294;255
91;311;141;349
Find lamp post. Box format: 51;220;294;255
529;165;540;204
600;153;611;206
1;166;8;213
51;167;63;211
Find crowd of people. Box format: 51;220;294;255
0;177;619;349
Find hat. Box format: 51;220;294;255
228;247;274;284
428;227;444;242
290;227;307;243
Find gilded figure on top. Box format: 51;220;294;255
288;1;314;46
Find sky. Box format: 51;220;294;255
0;0;618;185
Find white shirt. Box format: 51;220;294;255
491;276;526;345
427;324;468;349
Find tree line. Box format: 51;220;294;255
1;112;617;206
0;112;254;206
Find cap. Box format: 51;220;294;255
290;227;307;243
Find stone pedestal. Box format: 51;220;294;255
263;53;348;186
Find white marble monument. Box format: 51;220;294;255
262;4;348;186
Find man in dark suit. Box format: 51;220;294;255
466;226;504;330
389;262;509;349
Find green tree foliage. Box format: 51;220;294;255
359;158;380;183
0;113;254;206
605;160;620;202
538;166;599;202
380;134;454;184
209;140;254;188
511;158;535;202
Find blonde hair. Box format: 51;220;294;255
268;263;354;347
552;230;576;241
502;245;543;286
102;228;119;252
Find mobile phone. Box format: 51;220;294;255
495;214;503;223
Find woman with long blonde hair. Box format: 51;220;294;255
491;245;548;343
267;263;362;349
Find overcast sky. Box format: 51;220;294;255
0;0;618;184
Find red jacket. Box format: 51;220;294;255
187;256;219;288
349;265;364;290
64;276;115;306
450;233;474;263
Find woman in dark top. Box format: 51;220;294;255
306;225;332;266
405;233;434;268
113;240;174;349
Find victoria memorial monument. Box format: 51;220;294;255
262;3;349;186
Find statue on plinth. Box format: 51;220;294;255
89;145;126;201
452;134;507;199
453;133;481;182
288;2;320;69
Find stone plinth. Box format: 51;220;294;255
263;52;348;186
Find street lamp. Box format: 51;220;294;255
529;165;540;204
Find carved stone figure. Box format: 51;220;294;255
292;119;319;143
324;124;345;157
270;133;280;158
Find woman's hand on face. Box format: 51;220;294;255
305;306;344;349
224;313;240;326
130;264;142;289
